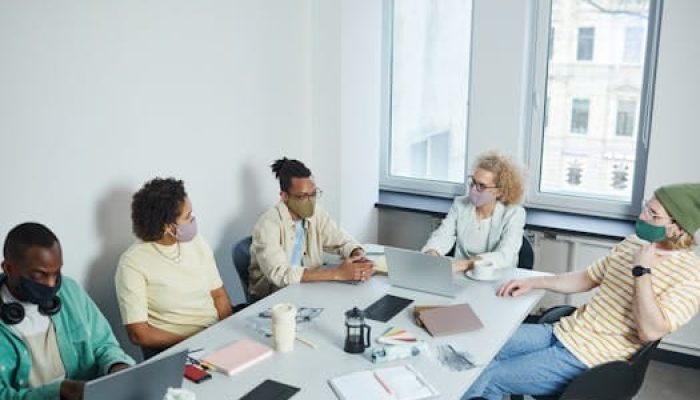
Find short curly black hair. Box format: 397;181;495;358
131;177;187;242
271;157;312;192
3;222;60;263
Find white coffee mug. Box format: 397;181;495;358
472;260;504;280
271;303;297;352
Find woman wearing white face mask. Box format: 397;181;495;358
423;151;527;272
115;178;233;357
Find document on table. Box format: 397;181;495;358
328;364;438;400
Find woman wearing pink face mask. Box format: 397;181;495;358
115;178;233;358
423;151;526;272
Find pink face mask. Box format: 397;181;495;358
468;186;496;207
175;217;198;242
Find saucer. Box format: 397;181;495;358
464;269;501;282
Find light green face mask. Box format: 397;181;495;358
287;197;316;219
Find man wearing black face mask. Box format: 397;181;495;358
0;222;134;400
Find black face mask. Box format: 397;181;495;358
17;275;62;306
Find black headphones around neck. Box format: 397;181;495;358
0;275;62;325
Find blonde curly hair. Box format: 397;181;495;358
473;151;526;206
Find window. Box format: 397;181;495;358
623;26;644;63
409;131;450;180
528;0;661;218
615;100;637;137
577;27;595;61
380;0;473;196
570;98;590;134
566;160;584;186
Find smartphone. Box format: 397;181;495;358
184;364;211;384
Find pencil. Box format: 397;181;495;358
373;372;393;395
295;335;317;349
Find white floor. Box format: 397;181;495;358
635;361;700;399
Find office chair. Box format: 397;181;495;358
512;305;660;400
517;235;534;270
141;346;162;361
232;236;253;307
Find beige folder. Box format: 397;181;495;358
417;303;483;337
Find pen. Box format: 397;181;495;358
373;372;393;395
187;356;217;372
295;335;317;349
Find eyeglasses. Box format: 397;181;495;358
641;200;673;223
467;176;498;193
288;188;323;201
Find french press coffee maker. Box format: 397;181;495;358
344;307;371;354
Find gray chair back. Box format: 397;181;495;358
232;236;253;303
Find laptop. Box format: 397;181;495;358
84;349;187;400
385;247;459;298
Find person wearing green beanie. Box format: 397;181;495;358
653;183;700;245
462;184;700;400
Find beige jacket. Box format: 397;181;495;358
248;201;361;298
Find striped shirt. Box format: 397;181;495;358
554;235;700;367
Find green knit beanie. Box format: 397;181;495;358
655;183;700;235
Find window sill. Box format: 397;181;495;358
376;190;635;240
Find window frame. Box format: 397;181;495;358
379;0;475;198
525;0;663;220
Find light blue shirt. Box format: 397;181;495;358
290;220;305;267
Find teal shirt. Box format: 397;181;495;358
0;275;135;399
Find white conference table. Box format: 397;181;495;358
165;268;547;399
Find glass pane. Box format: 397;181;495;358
540;0;650;202
389;0;472;183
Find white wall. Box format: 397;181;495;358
466;0;531;165
310;0;381;242
0;0;314;358
643;0;700;194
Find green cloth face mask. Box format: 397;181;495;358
635;219;667;243
287;197;316;219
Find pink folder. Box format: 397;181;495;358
418;303;483;337
202;339;273;376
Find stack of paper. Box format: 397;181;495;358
370;255;388;276
377;327;418;345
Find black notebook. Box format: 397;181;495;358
239;379;300;400
363;294;414;322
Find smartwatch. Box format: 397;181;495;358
632;265;652;277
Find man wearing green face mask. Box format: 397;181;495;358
248;158;374;299
462;183;700;400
